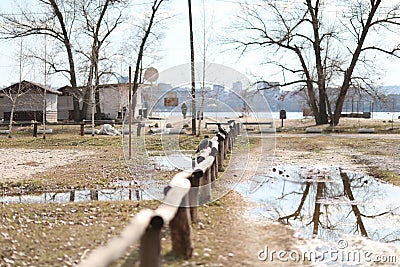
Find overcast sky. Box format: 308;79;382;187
0;0;399;89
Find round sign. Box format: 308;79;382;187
144;67;159;82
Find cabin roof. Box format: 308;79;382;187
1;80;62;95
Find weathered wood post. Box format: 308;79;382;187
211;159;217;184
169;196;193;259
220;143;225;169
217;135;224;171
137;123;143;137
228;124;233;151
210;145;218;185
188;172;201;222
33;122;38;137
235;122;240;136
199;168;211;203
140;216;163;267
69;190;75;202
224;131;230;154
80;122;85;136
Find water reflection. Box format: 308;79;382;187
148;151;194;171
237;165;400;243
0;186;149;204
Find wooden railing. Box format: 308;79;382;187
77;121;239;267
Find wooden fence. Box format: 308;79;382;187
77;121;239;267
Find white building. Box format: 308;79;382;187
0;80;61;123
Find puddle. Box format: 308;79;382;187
0;186;153;204
236;165;400;244
148;151;194;171
0;152;193;204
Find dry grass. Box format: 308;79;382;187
274;117;400;133
0;200;160;266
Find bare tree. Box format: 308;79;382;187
0;0;129;122
196;0;215;136
230;0;400;125
131;0;167;119
76;0;128;123
0;0;83;121
0;40;25;138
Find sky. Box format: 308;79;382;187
0;0;399;89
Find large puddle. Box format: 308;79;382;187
0;152;193;204
236;165;400;244
0;187;151;204
0;180;155;204
148;151;194;171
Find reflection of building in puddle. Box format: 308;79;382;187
237;165;400;243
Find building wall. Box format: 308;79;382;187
0;93;58;122
57;95;74;120
89;84;129;119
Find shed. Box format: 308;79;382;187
0;80;62;123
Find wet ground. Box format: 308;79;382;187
0;152;192;204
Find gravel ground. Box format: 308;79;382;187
0;148;94;182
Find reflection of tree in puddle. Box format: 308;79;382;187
268;166;400;242
1;186;145;204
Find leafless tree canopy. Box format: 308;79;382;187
229;0;400;125
0;0;166;121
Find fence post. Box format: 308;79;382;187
223;133;229;157
199;168;211;203
169;196;193;259
228;126;233;151
235;122;240;136
137;123;143;137
140;216;163;267
33;122;38;137
211;159;217;185
80;123;84;136
188;172;201;222
218;141;224;171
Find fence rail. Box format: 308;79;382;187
78;121;239;267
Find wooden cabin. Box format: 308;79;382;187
0;81;61;123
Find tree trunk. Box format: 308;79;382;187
95;63;102;116
132;0;164;119
188;0;196;135
318;91;328;124
8;104;15;138
49;0;80;121
307;1;328;125
80;85;91;120
332;0;380;126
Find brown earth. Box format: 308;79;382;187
0;121;399;266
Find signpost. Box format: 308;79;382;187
280;109;286;127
